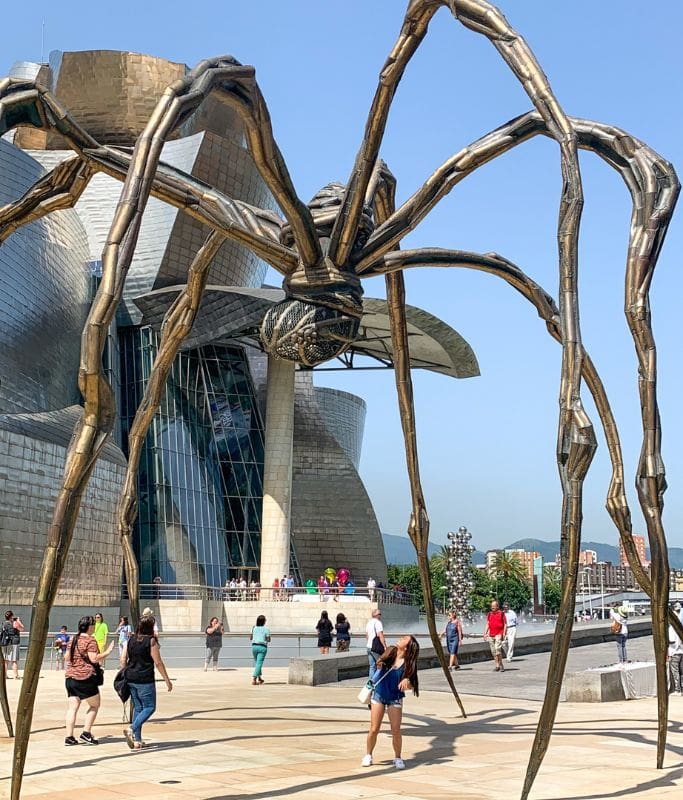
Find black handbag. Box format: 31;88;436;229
113;667;130;702
370;635;385;655
93;662;104;686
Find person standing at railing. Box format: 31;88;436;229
54;625;70;671
1;609;24;679
204;617;224;671
116;616;133;659
335;613;351;652
250;615;270;685
367;577;376;602
316;610;334;655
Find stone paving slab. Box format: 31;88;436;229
0;665;682;800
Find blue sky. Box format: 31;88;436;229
2;1;681;554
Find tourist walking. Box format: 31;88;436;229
484;600;507;672
668;623;683;695
93;612;109;661
54;625;70;670
335;613;351;652
204;617;224;671
502;602;518;662
116;616;133;659
250;615;270;684
316;610;334;654
361;635;420;769
121;615;173;750
365;609;386;676
609;603;628;663
440;610;463;670
1;609;24;679
64;615;115;745
141;608;159;638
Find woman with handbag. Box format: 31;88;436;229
64;615;114;746
121;615;173;750
361;635;420;770
609;603;629;663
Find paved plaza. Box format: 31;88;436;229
1;638;683;800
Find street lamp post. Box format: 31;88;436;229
599;563;605;619
581;568;593;617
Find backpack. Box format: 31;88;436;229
0;621;13;647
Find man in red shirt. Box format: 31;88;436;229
484;600;507;672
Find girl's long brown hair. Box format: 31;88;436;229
376;637;420;696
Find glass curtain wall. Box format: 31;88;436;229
120;327;264;588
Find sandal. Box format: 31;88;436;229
124;728;135;750
257;677;264;684
132;741;143;751
252;678;259;685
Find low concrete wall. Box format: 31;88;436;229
288;619;654;685
121;597;418;633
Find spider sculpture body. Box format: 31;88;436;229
0;2;680;799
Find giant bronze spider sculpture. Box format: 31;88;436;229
0;1;680;798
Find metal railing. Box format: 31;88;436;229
123;583;418;606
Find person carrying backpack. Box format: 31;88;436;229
2;610;25;679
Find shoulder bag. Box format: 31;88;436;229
113;667;130;702
357;666;391;704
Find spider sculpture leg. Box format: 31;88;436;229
6;58;305;799
0;652;11;737
117;231;226;625
367;160;467;715
359;110;679;790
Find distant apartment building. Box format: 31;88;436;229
670;569;683;592
486;549;502;573
505;549;541;582
555;549;597;568
619;534;649;568
579;561;648;593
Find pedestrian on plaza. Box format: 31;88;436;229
502;602;518;662
440;610;463;670
54;625;70;671
335;613;351;652
204;616;224;671
317;574;327;600
1;609;24;679
361;635;420;770
93;612;109;660
141;608;160;638
483;600;507;672
365;609;386;677
121;615;173;750
64;615;115;746
668;623;683;695
609;602;629;663
116;616;133;659
250;614;270;685
316;610;334;654
272;577;280;601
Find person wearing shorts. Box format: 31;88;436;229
361;635;420;770
64;615;114;745
484;600;507;672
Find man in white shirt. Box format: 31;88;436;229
502;602;518;662
669;624;683;695
365;609;386;676
367;577;376;602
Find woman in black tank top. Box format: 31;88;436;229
119;615;172;750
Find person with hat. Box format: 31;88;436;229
609;602;629;663
502;602;518;662
142;608;159;639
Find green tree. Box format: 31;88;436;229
543;566;562;613
490;551;532;611
470;565;493;612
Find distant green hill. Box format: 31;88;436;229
383;533;683;569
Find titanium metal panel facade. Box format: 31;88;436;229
0;408;126;606
0;139;90;414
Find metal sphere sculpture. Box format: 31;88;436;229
0;2;680;799
445;526;476;617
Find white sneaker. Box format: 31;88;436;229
361;754;373;767
394;758;406;769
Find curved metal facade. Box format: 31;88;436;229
0;139;90;415
314;387;367;470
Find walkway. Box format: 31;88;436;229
0;663;682;799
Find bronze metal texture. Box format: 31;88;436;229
0;652;12;737
371;160;467;717
116;231;226;626
0;2;678;796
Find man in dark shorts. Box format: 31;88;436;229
483;600;507;672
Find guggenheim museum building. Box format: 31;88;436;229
0;50;478;620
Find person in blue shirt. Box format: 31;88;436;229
54;625;70;670
361;634;420;770
250;615;271;685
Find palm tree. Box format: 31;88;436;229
491;551;527;582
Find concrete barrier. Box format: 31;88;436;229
565;662;657;702
288;619;654;685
